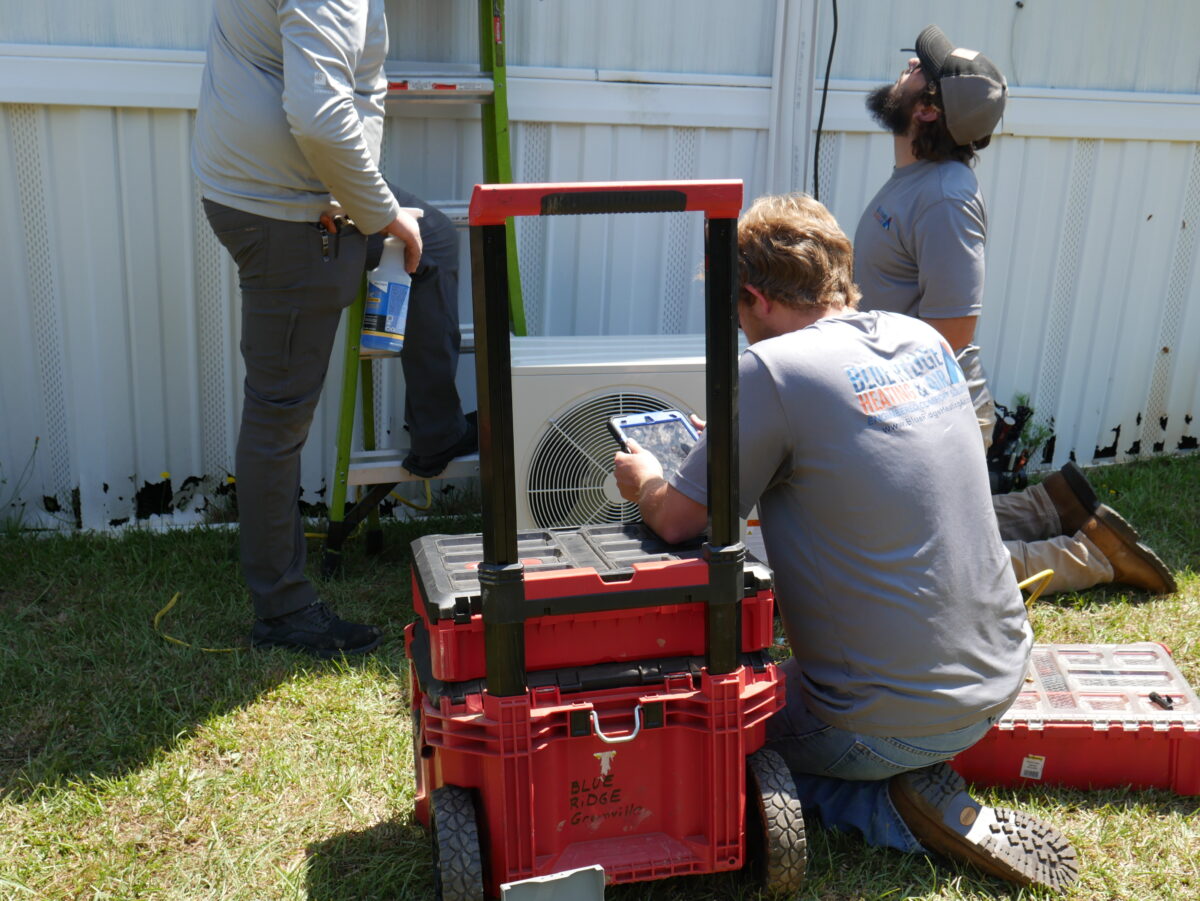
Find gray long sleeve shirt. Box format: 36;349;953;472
192;0;401;233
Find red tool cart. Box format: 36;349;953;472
405;180;807;899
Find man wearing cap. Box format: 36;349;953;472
854;24;1175;598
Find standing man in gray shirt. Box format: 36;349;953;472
192;0;472;655
615;194;1078;892
854;24;1174;598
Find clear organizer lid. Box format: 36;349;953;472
998;643;1200;731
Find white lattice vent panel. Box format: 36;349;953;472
12;104;71;497
660;127;698;334
516;122;549;335
192;177;234;479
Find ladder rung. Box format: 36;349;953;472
427;201;468;226
347;449;480;486
384;64;494;102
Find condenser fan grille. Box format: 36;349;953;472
527;392;672;528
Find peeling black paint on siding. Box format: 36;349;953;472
1094;425;1120;460
135;478;174;519
1041;434;1056;465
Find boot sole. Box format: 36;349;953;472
1094;505;1177;594
891;764;1079;891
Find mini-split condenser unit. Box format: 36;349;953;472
509;334;710;530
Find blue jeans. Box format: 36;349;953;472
764;658;996;853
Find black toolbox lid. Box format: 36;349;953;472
413;522;772;623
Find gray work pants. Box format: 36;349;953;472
205;193;467;619
957;346;1112;593
384;185;468;455
204;199;368;619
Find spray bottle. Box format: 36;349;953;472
361;207;422;353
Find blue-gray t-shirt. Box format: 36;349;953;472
671;311;1029;737
853;160;986;321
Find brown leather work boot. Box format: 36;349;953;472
1080;505;1177;594
890;763;1079;891
1040;461;1099;535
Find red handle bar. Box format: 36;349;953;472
468;179;743;225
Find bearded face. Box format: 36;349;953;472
865;82;915;136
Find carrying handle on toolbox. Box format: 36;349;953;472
590;707;643;745
469;180;745;697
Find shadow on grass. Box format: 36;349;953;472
321;783;1197;900
308;810;1042;901
306;814;433;901
0;515;475;801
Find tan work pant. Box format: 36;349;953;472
957;346;1113;594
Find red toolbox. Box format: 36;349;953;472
406;180;806;900
410;523;777;683
951;643;1200;795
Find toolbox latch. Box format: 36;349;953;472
569;709;591;737
642;701;665;730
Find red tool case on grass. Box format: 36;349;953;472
404;181;806;900
951;643;1200;795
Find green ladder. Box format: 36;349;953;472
322;0;524;577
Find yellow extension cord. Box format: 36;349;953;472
1018;569;1055;608
153;592;240;653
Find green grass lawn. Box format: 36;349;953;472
1;455;1198;900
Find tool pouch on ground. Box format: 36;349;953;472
987;402;1033;494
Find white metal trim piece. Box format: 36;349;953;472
510;65;771;89
506;77;769;129
812;79;1200;142
765;0;821;195
0;43;205;109
5;44;1197;142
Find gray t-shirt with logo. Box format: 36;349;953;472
853;160;986;320
670;311;1029;737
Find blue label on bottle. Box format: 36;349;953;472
362;280;410;352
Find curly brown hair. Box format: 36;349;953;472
910;80;981;165
737;194;861;311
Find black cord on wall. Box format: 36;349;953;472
812;0;838;201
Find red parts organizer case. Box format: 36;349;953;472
951;643;1200;795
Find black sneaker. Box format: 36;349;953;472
889;763;1079;891
251;601;382;658
403;411;478;478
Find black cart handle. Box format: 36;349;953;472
469;179;744;695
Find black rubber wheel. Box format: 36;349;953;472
431;785;484;901
745;748;807;896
